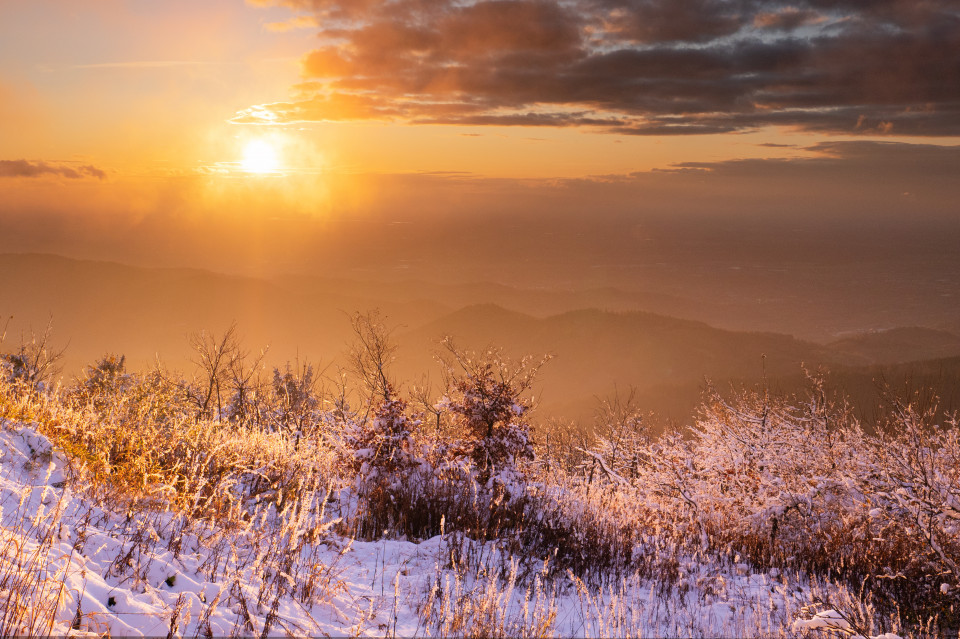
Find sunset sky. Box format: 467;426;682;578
1;0;958;281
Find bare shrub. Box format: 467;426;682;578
185;323;244;421
0;319;66;394
348;310;398;410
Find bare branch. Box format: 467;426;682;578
348;310;398;408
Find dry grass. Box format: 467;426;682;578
0;461;75;636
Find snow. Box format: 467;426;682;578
0;418;849;637
792;610;903;639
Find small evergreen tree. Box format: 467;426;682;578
437;339;550;492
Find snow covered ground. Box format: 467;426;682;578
0;420;895;637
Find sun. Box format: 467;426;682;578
241;139;280;174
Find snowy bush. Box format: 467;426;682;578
69;354;132;409
269;361;320;442
579;378;960;627
344;392;430;538
436;340;547;494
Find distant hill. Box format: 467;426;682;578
275;275;699;322
2;253;959;426
829;327;960;364
0;253;446;375
394;304;855;423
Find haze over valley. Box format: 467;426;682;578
4;250;960;425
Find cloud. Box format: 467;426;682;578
625;141;960;211
0;160;106;180
664;141;960;177
240;0;960;136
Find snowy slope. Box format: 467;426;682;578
0;419;896;638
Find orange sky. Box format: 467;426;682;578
4;0;956;178
1;0;958;279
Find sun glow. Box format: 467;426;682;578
241;139;280;173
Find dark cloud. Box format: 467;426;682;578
0;160;106;180
639;141;960;188
591;0;747;44
241;0;960;136
669;140;960;174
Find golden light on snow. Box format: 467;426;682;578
241;139;280;174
